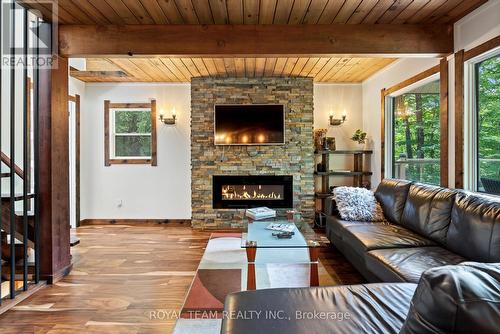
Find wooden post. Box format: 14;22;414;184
454;50;465;189
246;247;257;290
38;54;72;283
439;57;449;187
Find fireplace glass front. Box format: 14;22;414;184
213;175;293;209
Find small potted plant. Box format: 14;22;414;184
351;129;367;149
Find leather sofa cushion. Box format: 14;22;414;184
400;183;457;245
447;193;500;262
375;179;412;225
400;262;500;334
325;215;383;240
342;223;435;256
366;247;465;283
221;284;417;334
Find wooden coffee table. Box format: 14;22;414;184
241;217;323;290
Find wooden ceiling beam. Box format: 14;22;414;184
58;24;453;57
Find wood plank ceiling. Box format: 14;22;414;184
71;57;396;83
35;0;486;83
24;0;486;25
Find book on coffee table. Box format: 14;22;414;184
245;207;276;220
265;223;295;233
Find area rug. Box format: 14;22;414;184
172;232;336;333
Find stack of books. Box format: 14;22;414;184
245;207;276;220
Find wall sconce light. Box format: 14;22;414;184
159;108;176;125
329;109;347;126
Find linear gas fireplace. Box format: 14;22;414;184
213;175;293;209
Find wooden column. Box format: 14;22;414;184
439;57;449;188
38;55;72;283
380;88;386;180
454;50;465;189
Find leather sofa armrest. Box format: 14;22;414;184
324;195;339;216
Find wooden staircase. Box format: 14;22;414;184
0;153;37;289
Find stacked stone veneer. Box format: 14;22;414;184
191;77;314;229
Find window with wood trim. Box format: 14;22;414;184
382;61;449;187
463;48;499;195
104;101;157;166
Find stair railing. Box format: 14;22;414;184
0;152;25;179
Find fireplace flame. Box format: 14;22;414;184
221;185;282;200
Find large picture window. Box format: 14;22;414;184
391;79;441;185
474;54;499;194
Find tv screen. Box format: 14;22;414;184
214;105;285;145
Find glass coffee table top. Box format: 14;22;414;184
241;217;322;249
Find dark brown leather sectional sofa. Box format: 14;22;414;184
221;179;500;334
325;178;499;283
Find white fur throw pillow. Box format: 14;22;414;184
332;186;385;222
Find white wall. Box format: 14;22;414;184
454;0;500;51
314;84;363;150
81;83;191;220
362;0;500;188
314;84;365;185
77;81;362;219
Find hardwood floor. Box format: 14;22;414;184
0;224;363;333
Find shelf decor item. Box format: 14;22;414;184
351;129;367;148
314;128;328;151
326;137;336;151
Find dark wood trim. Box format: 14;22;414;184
39;55;72;281
104;100;110;166
380;88;386;180
108;158;153;165
464;35;500;61
43;263;73;285
108;102;152;109
0;281;47;315
383;65;440;96
454;50;465;189
439;57;449;188
80;219;191;227
58;24;454;57
104;100;157;166
151;99;157;166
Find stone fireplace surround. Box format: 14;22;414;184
191;77;314;229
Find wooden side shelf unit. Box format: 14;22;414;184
314;150;373;211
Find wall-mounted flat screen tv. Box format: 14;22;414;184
214;105;285;145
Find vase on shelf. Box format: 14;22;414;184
357;142;366;150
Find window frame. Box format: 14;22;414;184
387;74;441;185
104;100;157;166
455;36;500;189
463;47;500;192
381;59;449;187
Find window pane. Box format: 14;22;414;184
392;80;441;185
115;110;151;134
115;136;151;157
476;55;500;195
